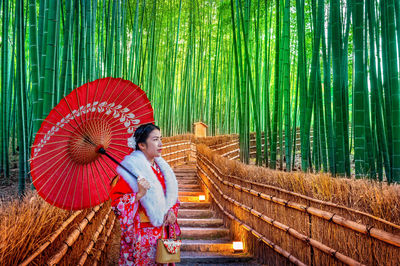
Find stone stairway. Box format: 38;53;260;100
174;163;257;265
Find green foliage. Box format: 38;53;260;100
0;0;399;195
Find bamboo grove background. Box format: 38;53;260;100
0;0;399;194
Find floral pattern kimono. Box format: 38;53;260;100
111;162;180;266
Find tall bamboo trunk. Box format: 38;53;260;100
1;0;10;180
16;0;29;195
353;0;366;178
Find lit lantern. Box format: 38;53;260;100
199;195;206;201
233;241;244;251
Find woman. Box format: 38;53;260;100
110;123;180;265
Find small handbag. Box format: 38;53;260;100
155;224;182;263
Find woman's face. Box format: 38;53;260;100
138;129;162;159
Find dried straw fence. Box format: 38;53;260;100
3;134;399;265
1;137;192;265
162;134;197;166
200;132;307;162
198;134;240;159
196;143;400;266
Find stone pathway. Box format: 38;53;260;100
175;164;257;265
105;163;259;265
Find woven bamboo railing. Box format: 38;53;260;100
92;215;116;265
196;151;400;265
19;210;82;266
198;166;307;266
200;154;400;240
18;138;192;265
77;208;112;265
162;140;195;167
47;204;103;265
202;136;240;160
198;158;363;265
200;152;400;232
17;134;399;265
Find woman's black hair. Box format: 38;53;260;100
134;123;160;151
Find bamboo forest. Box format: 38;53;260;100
0;0;400;191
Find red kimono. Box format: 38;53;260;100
110;162;180;266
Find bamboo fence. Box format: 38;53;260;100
11;137;192;265
161;138;196;167
197;134;240;160
6;134;399;265
196;143;400;265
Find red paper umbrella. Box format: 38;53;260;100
30;77;154;210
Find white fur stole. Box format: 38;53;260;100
116;150;178;227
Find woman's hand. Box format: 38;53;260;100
135;177;150;203
164;209;177;225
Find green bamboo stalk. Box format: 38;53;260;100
106;0;116;77
313;82;320;171
234;0;249;163
114;0;121;77
86;0;93;81
331;0;346;176
37;0;49;128
270;0;280;170
296;0;309;171
353;0;366;178
321;8;335;175
29;0;41;136
291;67;299;170
79;0;87;84
213;14;223;135
341;2;352;177
385;0;400;182
73;0;80;88
230;0;244;159
282;0;291;171
363;5;376;179
1;0;10;180
16;0;29;195
368;0;391;181
253;0;262;165
263;0;272;167
53;0;61;106
42;0;59;117
38;0;46;58
60;0;74;97
395;0;400;68
167;0;182;136
317;67;328;172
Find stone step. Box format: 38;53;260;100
178;188;202;193
176;177;197;181
178;209;214;219
179;191;202;197
176;172;197;176
179;195;203;203
175;171;197;174
178;218;223;227
180;239;232;252
178;179;198;185
178;184;201;190
177;251;254;264
174;166;196;171
180;202;211;209
176;177;198;182
174;168;197;172
174;171;197;176
181;227;229;239
175;173;197;177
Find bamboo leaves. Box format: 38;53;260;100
1;0;400;193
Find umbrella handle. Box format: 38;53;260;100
97;147;138;180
